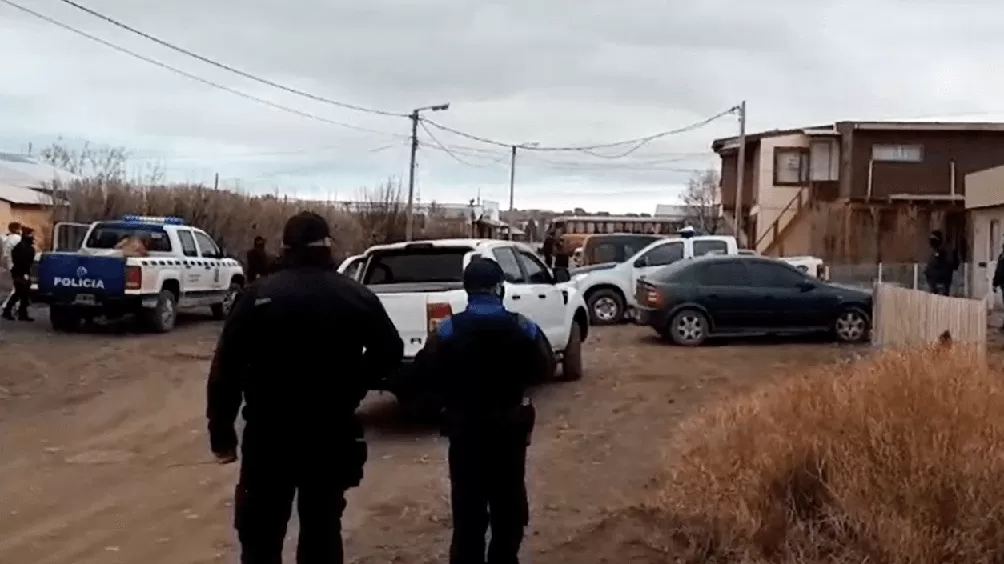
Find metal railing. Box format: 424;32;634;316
825;262;977;298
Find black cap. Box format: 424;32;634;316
463;257;504;292
282;211;331;248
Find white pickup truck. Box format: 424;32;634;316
570;234;825;324
352;238;590;394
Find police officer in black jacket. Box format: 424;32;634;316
412;257;553;564
206;211;404;564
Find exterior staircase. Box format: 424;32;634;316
754;186;810;256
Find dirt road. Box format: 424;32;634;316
0;310;860;563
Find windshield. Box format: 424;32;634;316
84;222;172;252
363;247;471;284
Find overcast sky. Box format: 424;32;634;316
2;0;1003;213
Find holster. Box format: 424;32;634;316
441;398;536;445
338;438;368;489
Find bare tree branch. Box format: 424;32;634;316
682;168;722;234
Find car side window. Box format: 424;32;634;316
640;241;684;267
517;250;554;284
694;261;751;286
492;248;526;283
693;239;729;257
177;230;199;257
746;261;806;287
193;232;221;258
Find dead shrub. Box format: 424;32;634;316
638;346;1004;563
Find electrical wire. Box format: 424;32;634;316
420;107;735;152
0;0;408;139
418;122;496;168
53;0;407;118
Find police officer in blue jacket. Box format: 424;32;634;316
413;257;553;564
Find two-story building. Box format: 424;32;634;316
713;121;1004;263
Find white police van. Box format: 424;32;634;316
36;215;245;333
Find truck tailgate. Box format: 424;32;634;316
37;252;127;297
374;288;465;358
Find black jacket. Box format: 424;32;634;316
206;261;404;456
245;248;271;282
924;243;955;284
994;253;1004;289
10;237;35;278
411;294;553;439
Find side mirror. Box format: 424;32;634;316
797;280;816;292
553;268;571;283
633;257;647;268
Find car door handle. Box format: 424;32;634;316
537;294;547;299
512;294;523;300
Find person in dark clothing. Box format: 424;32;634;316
245;236;271;283
412;257;553;564
541;230;556;268
994;242;1004;332
206;211;404;564
2;228;35;322
552;234;570;270
924;230;957;296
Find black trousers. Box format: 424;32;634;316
927;279;951;296
3;275;29;316
235;439;366;564
448;439;528;564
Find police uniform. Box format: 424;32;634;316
206;212;404;564
412;258;553;564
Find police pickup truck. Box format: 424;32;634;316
35;215;245;333
355;239;590;397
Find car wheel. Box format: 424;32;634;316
211;283;242;320
586;289;624;326
558;322;585;381
668;309;708;346
834;307;870;343
49;306;81;332
145;290;178;333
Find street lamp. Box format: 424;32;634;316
405;103;451;241
507;141;539;240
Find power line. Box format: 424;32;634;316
418;122;492;168
420;107;735;152
53;0;406;118
0;0;407;139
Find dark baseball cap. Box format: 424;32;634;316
282;211;331;248
463;257;505;292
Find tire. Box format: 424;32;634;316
144;290;178;333
834;307;870;344
667;308;709;346
558;322;585;381
586;289;625;326
49;306;81;332
211;283;242;320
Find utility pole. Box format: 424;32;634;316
506;142;538;240
405;103;450;241
213;172;219;190
733;100;747;247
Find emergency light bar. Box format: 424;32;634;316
120;215;186;225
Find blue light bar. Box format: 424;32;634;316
120;215;186;225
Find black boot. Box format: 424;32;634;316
17;311;33;322
1;310;14;321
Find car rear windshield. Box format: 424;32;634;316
363;247;471;284
85;223;173;252
651;258;696;283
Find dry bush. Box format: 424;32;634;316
635;346;1004;563
53;179;369;260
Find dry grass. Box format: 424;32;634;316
50;179;473;259
596;346;1004;563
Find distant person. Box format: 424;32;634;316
206;212;403;563
552;233;569;271
924;230;956;296
245;236;270;283
994;241;1004;332
2;227;34;322
541;229;556;268
1;221;22;312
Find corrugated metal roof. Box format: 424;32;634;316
0;153;82;188
0;181;52;205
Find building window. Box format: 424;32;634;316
872;144;923;162
773;147;809;186
809;140;839;181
